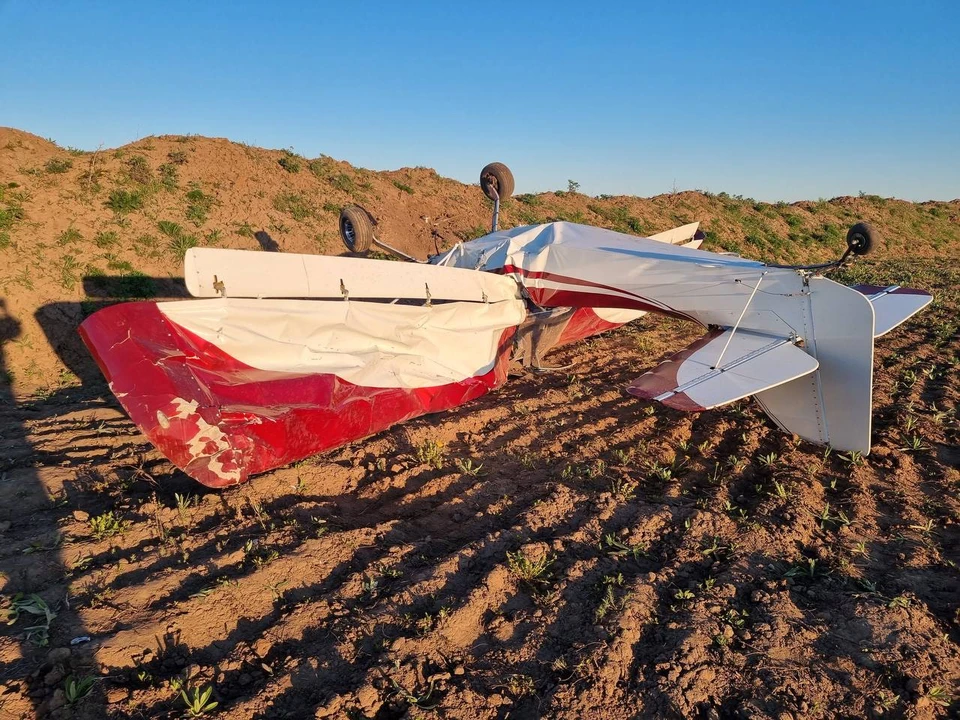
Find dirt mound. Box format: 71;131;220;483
1;126;959;397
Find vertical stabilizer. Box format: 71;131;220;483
755;277;875;454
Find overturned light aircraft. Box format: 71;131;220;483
80;164;932;487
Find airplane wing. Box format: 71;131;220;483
82;248;528;488
185;248;521;303
627;329;819;411
852;284;933;337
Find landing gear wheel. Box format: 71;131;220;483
480;162;515;201
340;205;374;253
846;222;876;256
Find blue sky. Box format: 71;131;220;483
1;1;957;201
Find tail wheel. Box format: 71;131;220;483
340;205;374;253
480;162;515;201
846;222;876;256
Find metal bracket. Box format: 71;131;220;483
340;279;349;300
213;275;225;297
425;283;432;307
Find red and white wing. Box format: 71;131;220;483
81;253;527;487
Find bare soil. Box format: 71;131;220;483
0;129;958;719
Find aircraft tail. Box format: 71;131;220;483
631;278;931;454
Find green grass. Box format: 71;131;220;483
185;185;216;226
105;188;145;214
158;163;179;191
59;255;81;290
278;150;302;173
89;511;125;540
159;220;199;260
392;180;414;194
44;158;73;174
93;231;119;248
273;192;315;221
57;227;84;246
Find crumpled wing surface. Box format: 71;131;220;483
627;329;819;411
80;297;524;487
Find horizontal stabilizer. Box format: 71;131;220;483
184;248;521;303
853;285;933;337
649;222;704;248
627;329;819;411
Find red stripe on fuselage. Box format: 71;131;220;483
500;264;696;322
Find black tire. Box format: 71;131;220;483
480;162;515;201
846;222;876;256
340;205;374;253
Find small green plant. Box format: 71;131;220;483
594;573;624;622
770;479;789;499
167;149;189;165
57;227;83;246
602;534;646;561
6;593;57;646
392;179;414;194
63;675;96;705
89;511;125;540
506;549;553;584
60;255;81;290
185;185;215;226
273;192;314;221
926;686;952;708
158;163;179;191
840;450;864;467
784;558;819;579
278;150;302;173
415;439;446;469
45;158;74;174
887;594;911;610
106;188;144;213
609;476;638;501
757;452;778;468
159;220;200;260
93;230;119;248
454;457;484;476
181;685;218;717
900;434;928;452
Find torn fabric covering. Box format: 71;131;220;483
80;298;523;487
513;307;647;368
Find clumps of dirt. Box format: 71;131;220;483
0;260;957;719
1;125;960;398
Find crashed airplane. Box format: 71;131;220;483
79;163;932;487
